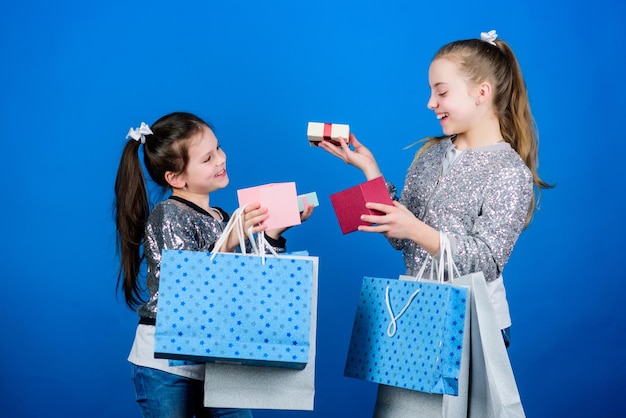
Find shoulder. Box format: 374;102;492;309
411;136;452;166
499;147;532;183
149;198;188;220
421;135;452;153
483;147;533;196
473;144;531;178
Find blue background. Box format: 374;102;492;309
1;1;624;417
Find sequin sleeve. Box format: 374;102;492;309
393;139;533;282
447;158;532;280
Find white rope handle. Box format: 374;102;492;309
209;205;280;264
385;285;421;337
209;206;247;262
407;231;461;283
435;231;461;283
252;230;279;265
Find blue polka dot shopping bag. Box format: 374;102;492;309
369;233;525;417
344;276;469;395
155;248;315;370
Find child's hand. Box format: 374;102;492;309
242;203;269;236
359;201;440;256
265;204;315;240
218;203;269;252
358;201;419;240
300;204;315;222
319;133;382;180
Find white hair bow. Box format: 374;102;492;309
126;122;153;144
480;30;498;46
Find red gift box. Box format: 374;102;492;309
329;176;394;234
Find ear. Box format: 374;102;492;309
475;81;492;105
164;171;186;189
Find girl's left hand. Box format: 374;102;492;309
242;203;269;236
266;204;315;240
358;201;419;240
300;204;315;222
360;201;441;255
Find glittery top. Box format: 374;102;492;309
138;196;286;319
389;136;533;281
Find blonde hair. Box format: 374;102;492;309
420;37;552;226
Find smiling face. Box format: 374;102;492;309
427;57;480;137
179;125;229;194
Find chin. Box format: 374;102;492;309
440;125;454;136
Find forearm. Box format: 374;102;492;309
363;164;383;181
406;219;441;256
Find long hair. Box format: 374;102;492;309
113;112;209;309
428;37;552;226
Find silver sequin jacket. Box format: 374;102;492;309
137;197;286;319
390;137;533;282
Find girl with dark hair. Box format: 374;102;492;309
114;112;313;418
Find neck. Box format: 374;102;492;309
454;114;503;150
171;189;210;211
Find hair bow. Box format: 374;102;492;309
480;30;498;46
126;122;153;144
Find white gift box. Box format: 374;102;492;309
307;122;350;146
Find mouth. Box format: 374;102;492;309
436;112;449;120
215;169;226;177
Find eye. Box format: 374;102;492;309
438;91;448;97
203;144;222;163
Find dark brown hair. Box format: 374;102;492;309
114;112;209;309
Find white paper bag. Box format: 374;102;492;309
203;255;318;410
372;233;524;417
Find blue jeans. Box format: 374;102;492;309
131;365;253;418
502;327;511;348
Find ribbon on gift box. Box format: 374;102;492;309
323;123;332;141
307;122;350;146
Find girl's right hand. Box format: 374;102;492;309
242;203;269;236
319;133;382;180
220;203;269;252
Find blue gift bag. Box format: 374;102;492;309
344;276;468;395
155;249;315;370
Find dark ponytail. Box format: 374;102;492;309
114;112;209;309
114;139;150;309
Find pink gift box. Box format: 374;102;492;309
307;122;350;146
237;182;301;231
329;176;394;234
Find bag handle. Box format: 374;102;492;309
412;231;461;283
385;285;421;337
209;205;279;263
209;206;247;261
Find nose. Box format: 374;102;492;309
427;93;437;110
217;147;226;164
